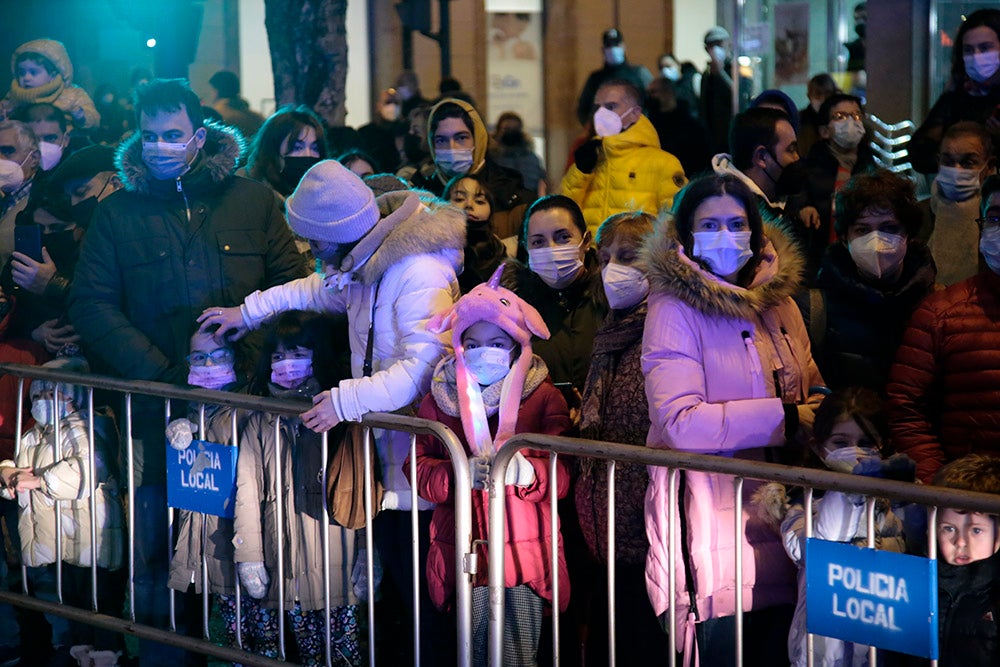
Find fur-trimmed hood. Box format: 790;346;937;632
351;190;466;285
642;219;805;320
115;122;246;196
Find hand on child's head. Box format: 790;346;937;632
937;508;1000;566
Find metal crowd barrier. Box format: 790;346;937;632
488;432;1000;667
0;363;474;667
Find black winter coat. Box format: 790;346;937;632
938;551;1000;666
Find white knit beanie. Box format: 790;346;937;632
285;159;380;243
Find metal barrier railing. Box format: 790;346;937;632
488;432;1000;667
0;363;474;667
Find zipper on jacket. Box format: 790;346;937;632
741;331;763;377
177;177;192;225
779;326;805;402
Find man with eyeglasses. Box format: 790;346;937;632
889;174;1000;483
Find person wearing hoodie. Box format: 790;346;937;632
0;39;100;131
67;78;308;666
561;79;687;237
642;174;825;665
410;98;534;239
199;159;466;667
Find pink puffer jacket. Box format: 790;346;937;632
641;221;824;661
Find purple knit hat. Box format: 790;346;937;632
428;266;549;452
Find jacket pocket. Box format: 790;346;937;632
217;231;266;303
118;236;173;314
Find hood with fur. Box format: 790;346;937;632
643;219;805;320
115;122;245;196
350;190;466;285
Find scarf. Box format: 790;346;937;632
7;75;65;105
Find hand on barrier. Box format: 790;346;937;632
165;418;197;451
505;451;536;487
238;561;269;599
469;455;491;491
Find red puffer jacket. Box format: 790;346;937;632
887;270;1000;482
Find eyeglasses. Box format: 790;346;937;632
976;216;1000;230
187;348;235;366
830;111;863;122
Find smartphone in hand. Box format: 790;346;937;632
14;224;43;262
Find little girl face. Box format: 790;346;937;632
448;177;491;223
270;344;314;389
16;59;54;89
462;321;515;353
820;417;879;457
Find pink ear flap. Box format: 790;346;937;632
426;307;457;335
522;302;550;340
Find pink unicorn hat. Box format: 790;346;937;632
428;265;550;454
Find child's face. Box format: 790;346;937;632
462;321;515;353
937;509;999;566
270;344;314;390
17;59;54;89
188;330;234;369
819;417;879;457
448;178;491;223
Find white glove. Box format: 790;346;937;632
238;561;269;599
165;418;197;451
504;452;536;487
469;455;491;491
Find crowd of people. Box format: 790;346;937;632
0;6;998;666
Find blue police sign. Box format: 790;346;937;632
166;439;238;518
806;538;938;659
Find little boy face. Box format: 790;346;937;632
937;508;1000;566
16;60;54;89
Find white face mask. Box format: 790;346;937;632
604;46;626;66
823;445;880;473
188;364;236;390
848;231;907;280
594;106;634;138
601;261;649;310
662;66;681;81
710;45;727;62
935;165;982;202
964;51;1000;83
980;225;1000;274
38;141;63;171
831;118;866;150
0;155;28;193
692;230;753;279
31;398;70;426
435;148;474;177
142;133;200;181
464;346;512;386
270;358;314;389
528;242;585;289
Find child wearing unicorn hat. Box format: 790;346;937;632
406;265;571;666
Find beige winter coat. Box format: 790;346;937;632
233;410;357;611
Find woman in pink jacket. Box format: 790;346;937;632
641;174;826;665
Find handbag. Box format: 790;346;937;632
326;281;384;529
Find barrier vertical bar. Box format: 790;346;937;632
865;496;877;666
198;404;209;640
409;432;422;666
927;506;938;667
487;450;507;667
15;377;27;596
550;452;560;666
363;426;376;667
166;399;176;632
321;430;331;667
126;393;135;622
274;418;285;660
52;385;63;604
606;459;616;667
733;476;743;667
805;487;814;667
667;468;677;667
231;408;243;650
87;388;98;610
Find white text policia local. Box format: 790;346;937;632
827;563;909;631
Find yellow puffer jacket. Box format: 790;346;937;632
560;115;687;236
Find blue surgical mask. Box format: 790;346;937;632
464;347;512;386
31;398;70;426
435;148;474;177
142;133;200;181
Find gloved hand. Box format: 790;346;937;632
504;451;536;487
573;139;601;174
238;561;269;599
880;453;917;482
469;455;491;491
165;418;197;451
851;454;884;478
